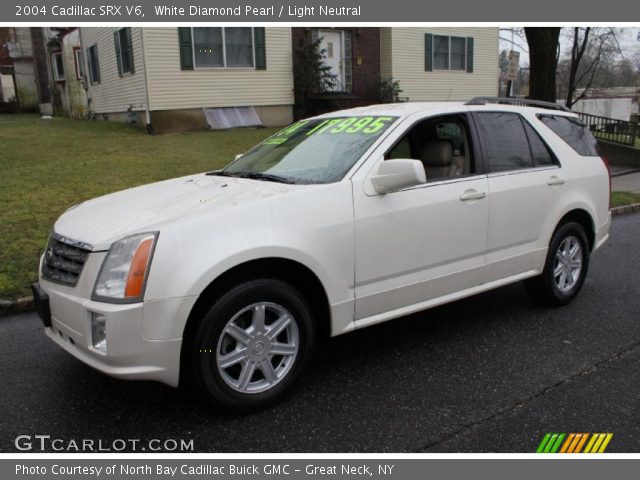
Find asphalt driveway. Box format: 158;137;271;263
1;213;639;453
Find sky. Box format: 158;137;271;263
499;27;640;69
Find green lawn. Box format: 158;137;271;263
0;114;277;301
610;191;640;208
2;115;640;302
594;131;640;148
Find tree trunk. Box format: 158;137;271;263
524;27;561;102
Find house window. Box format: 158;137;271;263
193;28;223;67
52;52;65;81
192;27;254;68
433;35;468;71
450;37;466;70
87;44;100;84
433;35;450;70
73;48;84;80
115;27;134;75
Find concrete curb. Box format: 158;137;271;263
611;202;640;216
0;296;35;317
1;205;640;318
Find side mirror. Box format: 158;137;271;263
370;159;426;194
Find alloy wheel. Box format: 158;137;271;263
215;302;299;394
553;235;583;293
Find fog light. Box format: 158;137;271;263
91;312;107;353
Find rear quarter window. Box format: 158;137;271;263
536;114;599;157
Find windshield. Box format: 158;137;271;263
223;116;398;184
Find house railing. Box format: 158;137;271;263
576;112;639;147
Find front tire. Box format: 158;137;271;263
525;221;590;306
189;279;315;412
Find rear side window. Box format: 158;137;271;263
537;114;599;156
522;120;558;167
474;112;533;172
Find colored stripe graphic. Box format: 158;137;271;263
574;433;589;453
584;433;614;453
584;434;599;453
598;433;614;453
559;433;575;453
536;433;565;453
536;433;552;453
536;433;551;453
567;433;582;453
537;433;613;453
549;433;565;453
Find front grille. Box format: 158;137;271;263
42;234;92;287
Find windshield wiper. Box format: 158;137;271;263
236;172;298;184
206;170;297;184
206;170;240;177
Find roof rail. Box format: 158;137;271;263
465;96;571;112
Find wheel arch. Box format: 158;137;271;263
554;208;596;251
179;257;331;385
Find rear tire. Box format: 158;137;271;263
189;279;315;412
525;222;590;306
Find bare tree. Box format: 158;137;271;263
613;59;638;87
562;27;622;108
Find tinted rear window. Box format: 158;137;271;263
536;114;599;157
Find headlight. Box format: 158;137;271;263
92;232;158;303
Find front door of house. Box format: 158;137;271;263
319;30;344;91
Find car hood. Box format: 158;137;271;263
54;173;300;250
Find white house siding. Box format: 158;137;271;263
381;27;499;102
80;27;147;114
142;27;294;112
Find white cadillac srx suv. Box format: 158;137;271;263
33;98;611;410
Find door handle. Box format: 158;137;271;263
547;176;565;186
459;189;487;201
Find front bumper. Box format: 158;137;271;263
36;279;182;387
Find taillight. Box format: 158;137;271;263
601;156;611;209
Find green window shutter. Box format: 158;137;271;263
178;27;193;70
254;27;266;70
466;37;474;73
91;46;100;83
86;48;92;82
126;28;135;75
114;30;123;76
95;47;101;83
425;33;433;72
